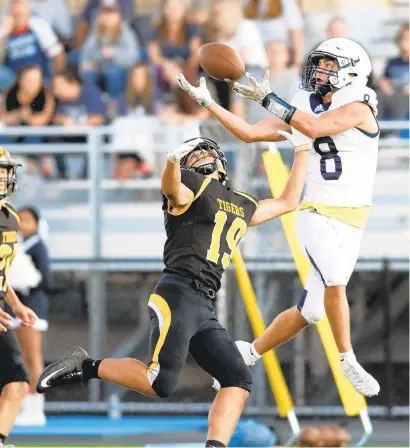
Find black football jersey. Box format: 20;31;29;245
162;170;258;292
0;202;19;298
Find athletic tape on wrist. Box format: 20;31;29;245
261;92;296;124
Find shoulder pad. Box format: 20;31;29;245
290;90;311;108
332;83;378;116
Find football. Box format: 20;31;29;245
198;42;245;82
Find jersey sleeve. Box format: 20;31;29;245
180;170;205;195
233;190;259;221
332;83;378;116
161;170;204;211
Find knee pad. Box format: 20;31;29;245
218;362;253;393
148;367;179;398
297;288;326;325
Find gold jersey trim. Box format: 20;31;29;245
168;177;212;216
298;201;370;229
233;191;259;208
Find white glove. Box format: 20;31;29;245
277;130;311;152
176;74;214;108
233;69;272;103
167;137;203;163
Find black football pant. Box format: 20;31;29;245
147;273;252;398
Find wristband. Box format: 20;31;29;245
261;92;296;124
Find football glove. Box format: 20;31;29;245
167;137;203;163
277;130;311;152
176;75;214;108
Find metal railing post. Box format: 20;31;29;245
87;129;106;402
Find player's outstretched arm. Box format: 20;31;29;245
249;131;310;227
177;74;289;143
162;140;200;209
234;70;376;138
289;102;373;138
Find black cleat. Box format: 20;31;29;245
36;346;89;393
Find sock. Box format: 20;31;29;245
0;433;6;444
340;349;355;362
205;440;226;447
82;358;102;380
250;341;262;360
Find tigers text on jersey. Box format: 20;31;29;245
291;83;379;209
162;170;258;292
0;202;19;299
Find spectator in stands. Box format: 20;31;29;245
378;23;409;121
1;64;54;126
244;0;304;69
147;0;201;114
0;0;66;90
75;0;135;48
27;0;73;48
0;65;55;175
80;0;139;103
9;206;51;426
53;69;105;126
52;67;106;178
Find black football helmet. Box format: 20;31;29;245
180;137;228;183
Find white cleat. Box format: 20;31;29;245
213;340;261;392
341;352;380;397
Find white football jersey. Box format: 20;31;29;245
291;83;379;207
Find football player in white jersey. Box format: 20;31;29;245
177;38;380;397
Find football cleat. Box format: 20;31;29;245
341;352;380;397
36;346;88;393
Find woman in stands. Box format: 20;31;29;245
80;0;140;103
0;65;55;177
9;207;51;426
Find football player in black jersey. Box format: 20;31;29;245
0;148;38;448
37;132;310;447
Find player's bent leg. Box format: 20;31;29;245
254;305;310;356
190;325;253;446
0;381;29;439
97;358;157;396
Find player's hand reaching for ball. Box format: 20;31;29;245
176;75;214;109
0;308;13;332
167;137;204;163
13;304;38;328
233;69;272;103
277;130;311;152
